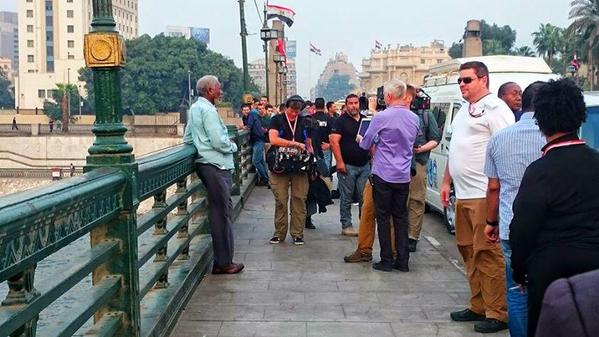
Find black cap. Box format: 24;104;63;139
286;95;305;108
314;97;325;109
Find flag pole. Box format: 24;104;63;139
308;43;311;99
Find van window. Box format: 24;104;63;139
451;103;461;122
580;106;599;149
431;103;451;133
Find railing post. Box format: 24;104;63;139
152;189;169;289
176;178;190;260
1;266;39;337
227;126;242;196
84;1;140;336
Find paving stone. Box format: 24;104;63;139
218;322;306;337
263;304;345;321
307;322;395;337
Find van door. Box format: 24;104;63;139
426;102;461;212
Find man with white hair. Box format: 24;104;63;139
183;75;244;275
359;79;419;272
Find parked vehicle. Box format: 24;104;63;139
422;55;559;233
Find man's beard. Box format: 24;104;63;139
347;109;359;116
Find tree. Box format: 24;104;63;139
568;0;599;88
80;34;258;114
42;83;82;122
0;68;13;109
514;46;535;57
448;20;517;58
315;74;355;102
533;23;564;66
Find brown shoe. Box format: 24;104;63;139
341;226;358;237
344;250;372;263
212;262;245;275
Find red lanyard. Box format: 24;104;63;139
542;140;586;156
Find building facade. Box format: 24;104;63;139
0;57;13;81
248;58;296;100
0;11;18;75
165;26;210;44
314;52;360;97
15;0;138;110
359;40;451;94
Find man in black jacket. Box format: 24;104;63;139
509;79;599;336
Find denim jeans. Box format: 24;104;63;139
252;140;268;182
338;163;370;229
501;240;528;337
323;150;332;171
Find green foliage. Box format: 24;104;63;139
513;46;536;57
314;74;355;102
568;0;599;87
480;20;517;53
80;34;257;114
448;42;463;59
532;23;564;66
42;83;86;121
0;68;14;109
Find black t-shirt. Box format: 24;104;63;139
331;113;370;166
269;113;309;143
313;111;333;145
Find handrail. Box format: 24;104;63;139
0;126;255;337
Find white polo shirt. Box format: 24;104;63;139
448;94;515;199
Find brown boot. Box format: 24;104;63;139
344;250;373;263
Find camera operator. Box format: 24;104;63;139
267;95;313;245
405;85;440;252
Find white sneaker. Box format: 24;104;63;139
342;227;358;237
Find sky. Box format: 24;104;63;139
2;0;573;97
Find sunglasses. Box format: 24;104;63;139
457;77;477;85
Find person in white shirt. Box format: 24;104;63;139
440;61;513;333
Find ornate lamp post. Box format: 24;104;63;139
260;26;279;99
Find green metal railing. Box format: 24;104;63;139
0;130;253;337
0;1;256;336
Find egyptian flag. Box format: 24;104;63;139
277;38;287;58
310;43;322;56
267;4;295;27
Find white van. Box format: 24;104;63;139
422;55;559;233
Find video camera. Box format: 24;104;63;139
375;86;431;112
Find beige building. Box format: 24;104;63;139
248;58;297;99
359;40;451;94
314;52;360;99
15;0;138;110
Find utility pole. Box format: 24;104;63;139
188;69;192;106
238;0;249;94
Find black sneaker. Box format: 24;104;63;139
408;239;418;252
269;236;281;244
449;308;486;322
393;262;409;272
293;237;305;245
474;318;508;333
372;261;393;272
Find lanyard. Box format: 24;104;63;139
542;140;586;156
285;113;297;140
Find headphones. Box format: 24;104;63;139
286;95;305;109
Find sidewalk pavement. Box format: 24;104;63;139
171;186;508;337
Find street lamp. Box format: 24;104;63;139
260;26;280;99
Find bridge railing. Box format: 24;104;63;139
0;128;254;337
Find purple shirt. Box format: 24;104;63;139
359;105;419;183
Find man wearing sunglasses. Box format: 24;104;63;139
440;61;514;333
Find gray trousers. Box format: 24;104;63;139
195;163;235;269
338;163;371;229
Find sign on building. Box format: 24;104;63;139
191;28;210;44
286;40;296;59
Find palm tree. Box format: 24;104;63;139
515;46;535;57
533;23;564;66
568;0;599;89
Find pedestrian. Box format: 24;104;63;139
241;103;251;129
277;103;286;115
330;94;370;237
440;61;512;333
406;84;440;253
359;79;419;272
183;75;243;275
326;101;338;121
49;119;54;133
248;102;269;186
498;82;523;121
69;163;75;177
267;95;312;245
509;78;599;337
312;98;334;172
483;81;546;337
11;117;18;130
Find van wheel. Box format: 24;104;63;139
443;186;456;235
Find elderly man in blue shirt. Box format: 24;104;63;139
183;75;244;275
360;79;419;272
483;81;546;336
